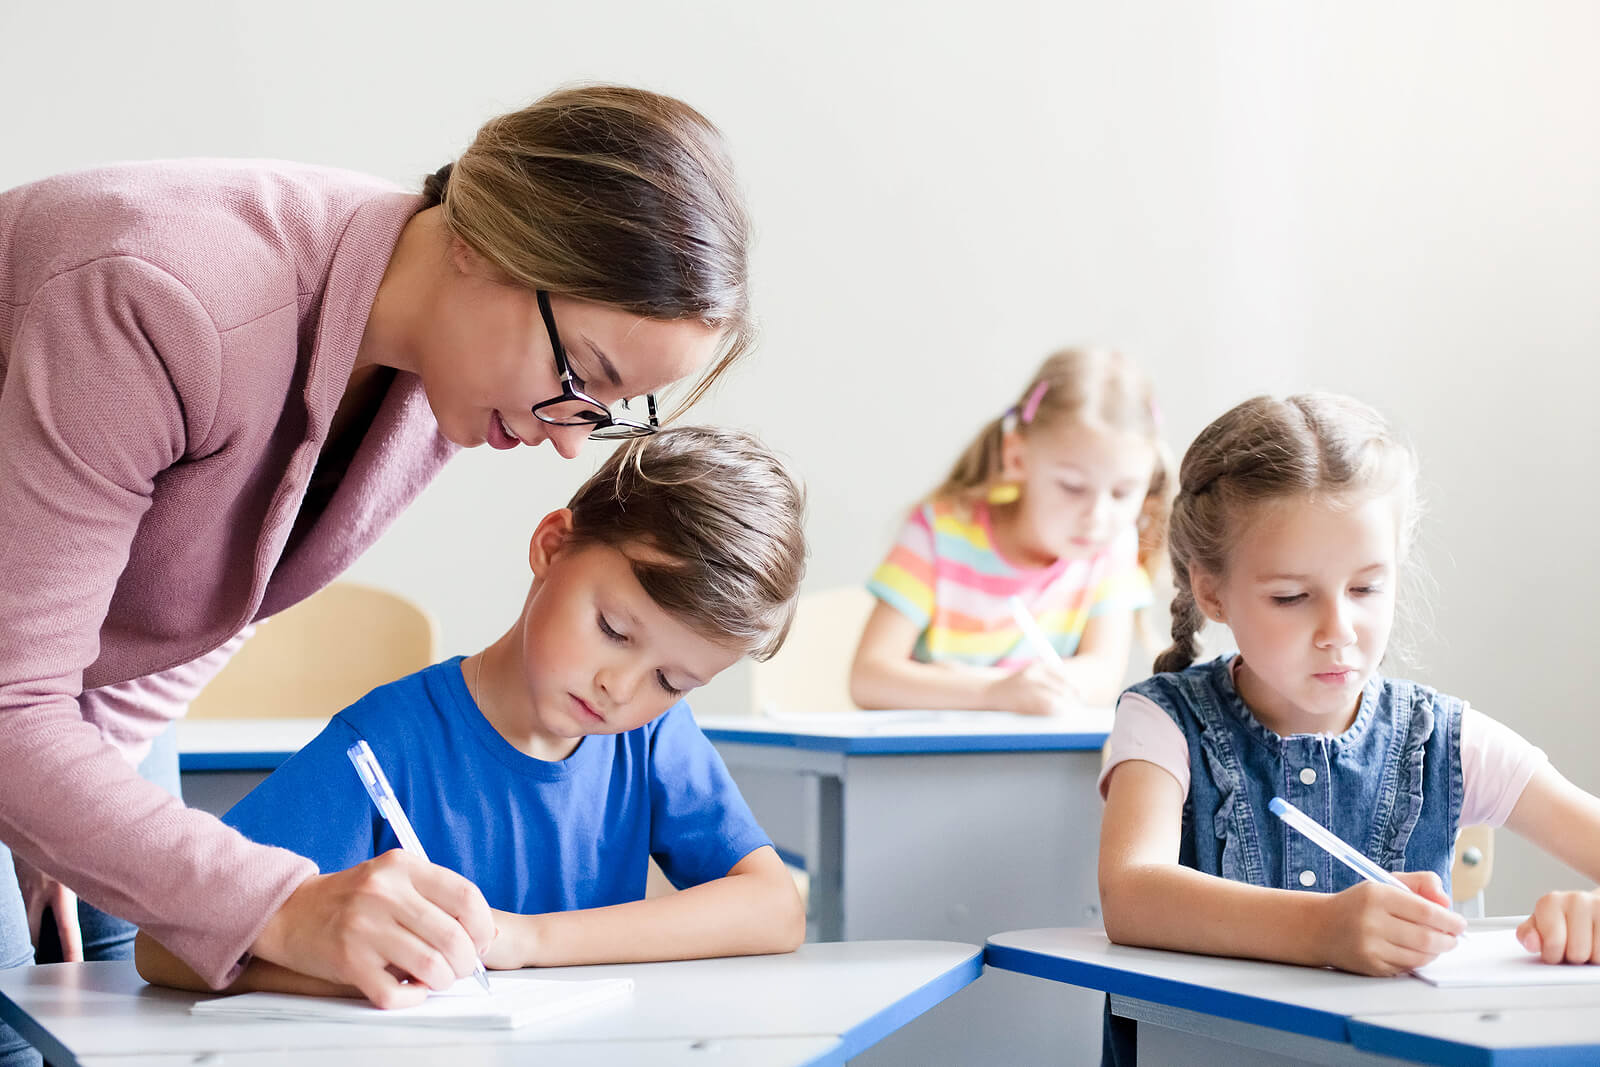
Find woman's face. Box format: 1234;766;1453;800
411;244;721;458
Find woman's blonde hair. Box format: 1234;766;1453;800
1155;392;1421;675
564;426;807;661
934;348;1173;580
422;84;753;414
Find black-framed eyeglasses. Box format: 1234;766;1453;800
531;290;658;440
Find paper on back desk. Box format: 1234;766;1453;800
190;974;634;1029
1413;927;1600;988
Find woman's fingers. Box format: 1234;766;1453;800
401;855;496;957
50;883;84;963
255;850;494;1007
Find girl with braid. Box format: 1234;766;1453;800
1097;393;1600;1063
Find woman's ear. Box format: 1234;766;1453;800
528;509;576;575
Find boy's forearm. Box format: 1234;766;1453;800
135;931;357;998
496;871;804;968
1101;863;1333;968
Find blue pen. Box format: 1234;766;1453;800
347;739;492;992
1270;796;1465;938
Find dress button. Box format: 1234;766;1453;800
1299;869;1317;887
1300;767;1317;785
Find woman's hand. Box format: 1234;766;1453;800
1318;871;1466;976
250;850;495;1009
986;660;1080;716
1517;890;1600;964
14;853;83;961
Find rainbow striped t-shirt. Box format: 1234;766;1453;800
866;499;1152;667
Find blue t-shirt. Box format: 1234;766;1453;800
223;657;772;913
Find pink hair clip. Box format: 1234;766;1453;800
1019;381;1050;425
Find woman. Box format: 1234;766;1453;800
0;83;753;1060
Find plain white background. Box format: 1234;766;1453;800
3;1;1596;915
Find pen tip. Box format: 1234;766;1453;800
475;967;492;993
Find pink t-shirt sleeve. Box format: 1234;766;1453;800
1098;691;1191;798
1459;706;1547;828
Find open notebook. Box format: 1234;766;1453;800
191;974;634;1029
1413;927;1600;988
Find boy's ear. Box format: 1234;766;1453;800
528;509;576;574
999;428;1028;484
1190;567;1227;624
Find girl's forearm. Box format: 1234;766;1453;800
497;872;804;968
850;657;1006;710
1101;863;1334;967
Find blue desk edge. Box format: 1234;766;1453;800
983;940;1352;1044
701;726;1107;754
804;946;984;1066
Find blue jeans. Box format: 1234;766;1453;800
0;725;181;1067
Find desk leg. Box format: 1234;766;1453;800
1116;996;1413;1066
806;773;843;943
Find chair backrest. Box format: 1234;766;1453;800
189;581;439;719
1451;824;1494;910
749;586;877;715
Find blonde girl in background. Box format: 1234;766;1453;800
850;349;1171;714
1097;393;1600;1063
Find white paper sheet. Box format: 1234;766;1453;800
190;974;634;1029
1413;927;1600;988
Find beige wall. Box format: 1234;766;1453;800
4;0;1596;914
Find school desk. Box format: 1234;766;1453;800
0;940;980;1067
76;1038;841;1066
175;716;325;814
693;709;1114;1067
985;922;1600;1065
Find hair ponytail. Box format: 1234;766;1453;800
931;416;1008;501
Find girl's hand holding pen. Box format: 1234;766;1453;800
250;850;496;1009
985;659;1079;716
1317;871;1466;977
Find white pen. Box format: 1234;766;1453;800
1007;595;1064;664
1270;796;1465;938
347;739;492;992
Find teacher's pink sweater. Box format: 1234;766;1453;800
0;161;457;986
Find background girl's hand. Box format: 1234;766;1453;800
251;849;495;1009
1319;871;1465;976
1517;890;1600;964
987;660;1080;716
14;853;83;962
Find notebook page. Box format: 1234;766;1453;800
1413;927;1600;988
190;974;633;1029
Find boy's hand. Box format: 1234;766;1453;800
1517;890;1600;964
481;910;536;970
1319;871;1465;976
252;850;495;1009
987;661;1080;716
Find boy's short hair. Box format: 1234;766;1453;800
565;425;807;661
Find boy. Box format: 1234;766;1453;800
136;425;807;999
